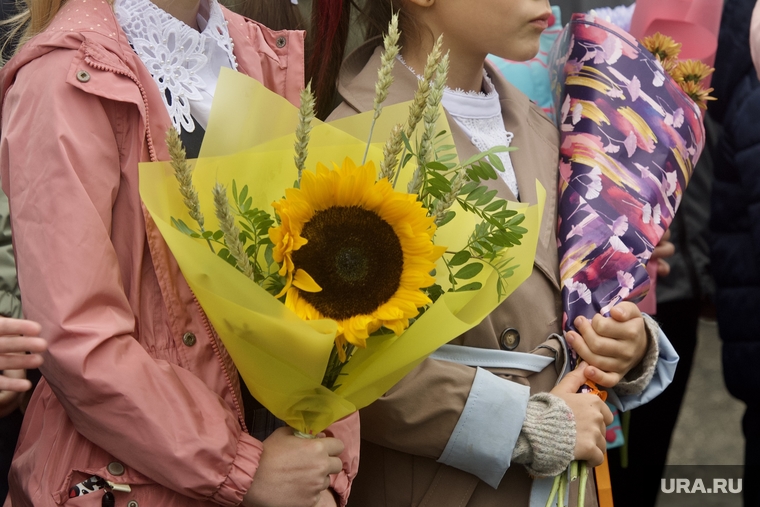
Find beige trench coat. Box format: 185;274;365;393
329;43;599;507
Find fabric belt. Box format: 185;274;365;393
429;344;556;372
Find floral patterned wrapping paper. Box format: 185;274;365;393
549;13;706;361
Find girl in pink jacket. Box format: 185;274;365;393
0;0;359;505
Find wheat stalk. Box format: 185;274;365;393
213;183;255;281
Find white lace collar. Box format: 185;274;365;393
114;0;238;132
395;54;518;197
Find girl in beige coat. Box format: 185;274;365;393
315;0;679;505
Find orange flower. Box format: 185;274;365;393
679;80;716;110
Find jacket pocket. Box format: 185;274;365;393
54;466;155;506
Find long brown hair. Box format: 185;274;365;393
307;0;420;119
223;0;304;31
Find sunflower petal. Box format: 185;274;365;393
293;269;322;293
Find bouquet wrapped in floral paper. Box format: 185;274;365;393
139;20;544;436
545;12;710;506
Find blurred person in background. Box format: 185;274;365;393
710;0;760;504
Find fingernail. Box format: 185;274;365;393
566;333;574;344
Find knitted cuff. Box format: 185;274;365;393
613;314;660;396
511;392;575;478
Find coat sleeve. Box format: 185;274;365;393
0;51;262;505
751;0;760;81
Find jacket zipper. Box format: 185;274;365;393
83;57;157;162
83;55;247;430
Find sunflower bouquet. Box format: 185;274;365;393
139;15;544;435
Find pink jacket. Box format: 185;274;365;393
0;1;359;505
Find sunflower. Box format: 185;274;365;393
641;33;682;63
270;158;445;358
672;59;714;85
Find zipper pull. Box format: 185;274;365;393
101;491;115;507
105;481;132;493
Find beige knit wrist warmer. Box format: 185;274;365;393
613;314;661;396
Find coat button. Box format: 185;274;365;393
76;70;90;82
107;461;125;476
276;36;286;48
182;332;196;346
127;501;139;507
499;328;520;351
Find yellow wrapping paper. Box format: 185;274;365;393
139;69;545;433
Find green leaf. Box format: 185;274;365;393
460;151;489;168
455;281;482;292
493;209;518;219
202;230;214;239
401;131;414;154
465;186;487;202
437;210;456;227
212;230;224;241
435;144;456;153
459;181;479;195
448;250;471;266
239;185;249;205
484;199;507;212
171;217;197;237
434;129;448;138
426;161;449;172
475;189;498;206
232;180;238;202
402;152;414;168
436;153;457;163
454;262;483;279
264;243;275;267
488;153;505;173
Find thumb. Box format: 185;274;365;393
556;363;590;393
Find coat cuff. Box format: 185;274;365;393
438;367;530;488
606;314;679;411
211;432;263;506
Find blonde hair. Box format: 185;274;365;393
1;0;81;63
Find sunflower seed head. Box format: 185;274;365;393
213;183;255;281
167;127;205;229
379;123;404;181
373;13;401;121
405;35;443;140
294;81;316;181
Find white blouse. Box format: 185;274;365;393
441;79;519;199
114;0;238;132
